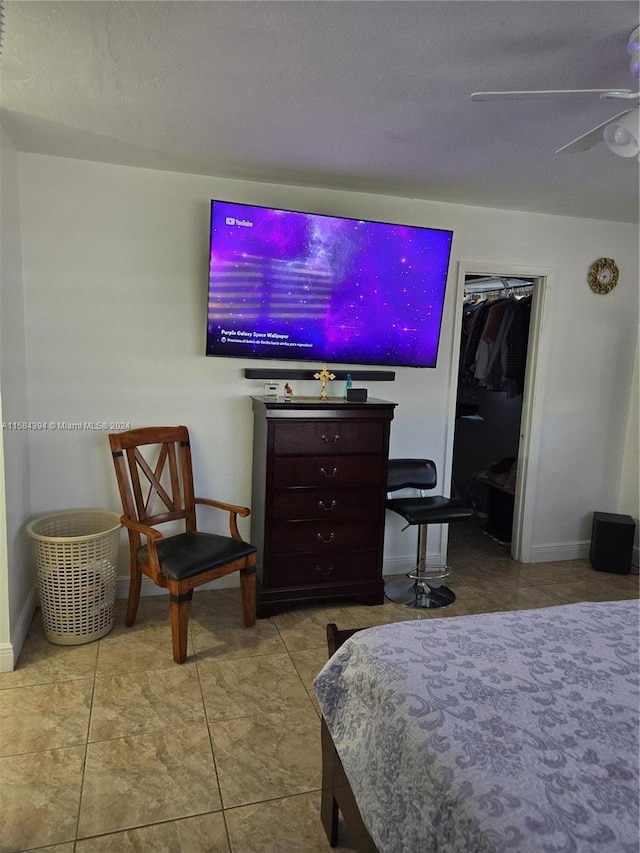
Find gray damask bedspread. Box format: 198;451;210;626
313;600;639;853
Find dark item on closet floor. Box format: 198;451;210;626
482;481;515;545
590;512;635;575
109;425;257;663
455;402;481;419
473;457;517;546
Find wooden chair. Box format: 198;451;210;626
108;425;256;663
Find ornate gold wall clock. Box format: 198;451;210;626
588;258;619;294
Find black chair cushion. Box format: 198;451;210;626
387;459;437;492
137;532;257;581
386;495;472;526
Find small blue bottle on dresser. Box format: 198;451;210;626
343;373;352;399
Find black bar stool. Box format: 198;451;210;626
385;459;472;609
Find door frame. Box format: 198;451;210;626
442;260;556;563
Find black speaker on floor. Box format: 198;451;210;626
590;512;635;575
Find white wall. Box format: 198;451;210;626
0;125;34;670
14;154;640;591
619;336;639;565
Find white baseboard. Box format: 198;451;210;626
0;584;37;672
0;643;15;672
527;541;591;563
529;541;639;571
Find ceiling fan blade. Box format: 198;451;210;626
554;109;633;154
470;89;632;101
600;91;640;100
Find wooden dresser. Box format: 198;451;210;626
250;396;396;616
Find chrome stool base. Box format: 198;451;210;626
385;574;456;609
384;460;472;612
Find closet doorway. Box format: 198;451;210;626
444;261;555;564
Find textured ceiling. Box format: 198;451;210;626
1;1;638;223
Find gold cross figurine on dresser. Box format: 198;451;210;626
314;367;336;400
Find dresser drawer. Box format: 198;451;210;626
273;455;383;488
270;519;378;553
268;551;379;588
272;421;384;455
271;488;381;521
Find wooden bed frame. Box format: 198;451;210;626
321;624;379;852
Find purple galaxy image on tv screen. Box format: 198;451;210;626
206;200;453;368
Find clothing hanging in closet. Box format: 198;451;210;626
459;294;532;398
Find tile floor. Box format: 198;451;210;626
1;521;638;852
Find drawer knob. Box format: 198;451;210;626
317;532;335;543
319;500;336;511
321;434;340;444
320;467;338;478
315;563;334;576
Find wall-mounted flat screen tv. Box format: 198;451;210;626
205;200;453;368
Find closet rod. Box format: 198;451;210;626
464;283;533;300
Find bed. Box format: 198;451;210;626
313;600;639;853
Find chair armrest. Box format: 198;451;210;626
119;515;164;541
194;497;251;540
119;516;164;576
195;497;251;516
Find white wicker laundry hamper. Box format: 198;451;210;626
26;509;121;645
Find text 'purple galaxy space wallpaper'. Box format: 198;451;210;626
206;200;453;367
